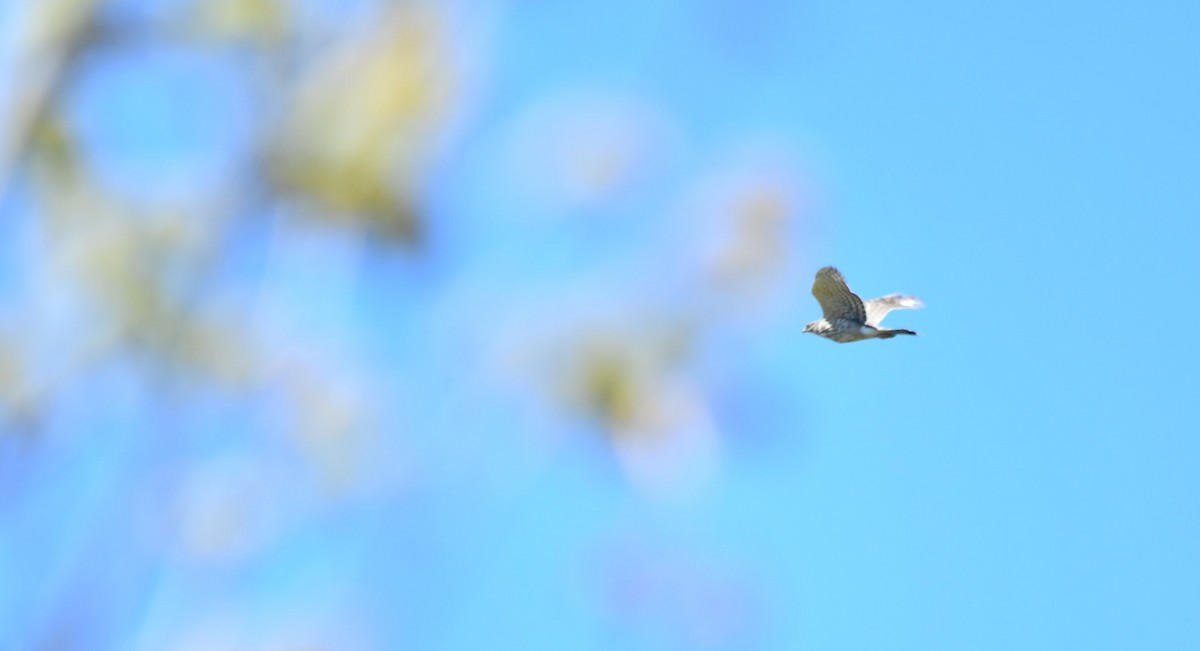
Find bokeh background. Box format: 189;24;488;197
2;0;1199;649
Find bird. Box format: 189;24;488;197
804;266;923;343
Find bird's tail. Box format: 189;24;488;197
877;328;917;339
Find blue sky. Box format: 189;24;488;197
2;0;1199;649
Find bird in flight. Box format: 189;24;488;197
804;266;922;343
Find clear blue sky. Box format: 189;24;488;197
2;0;1199;649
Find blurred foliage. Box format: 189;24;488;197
0;0;461;434
0;0;806;445
266;3;459;245
186;0;289;44
0;0;808;647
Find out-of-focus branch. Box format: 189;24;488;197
0;0;102;201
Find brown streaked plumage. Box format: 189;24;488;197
804;267;922;343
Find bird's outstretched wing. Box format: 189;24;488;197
811;267;865;322
864;293;923;327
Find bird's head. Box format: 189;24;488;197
802;321;818;334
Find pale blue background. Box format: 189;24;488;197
2;0;1198;649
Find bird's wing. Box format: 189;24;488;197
863;293;923;326
811;267;866;322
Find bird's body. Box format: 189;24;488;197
804;267;922;343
